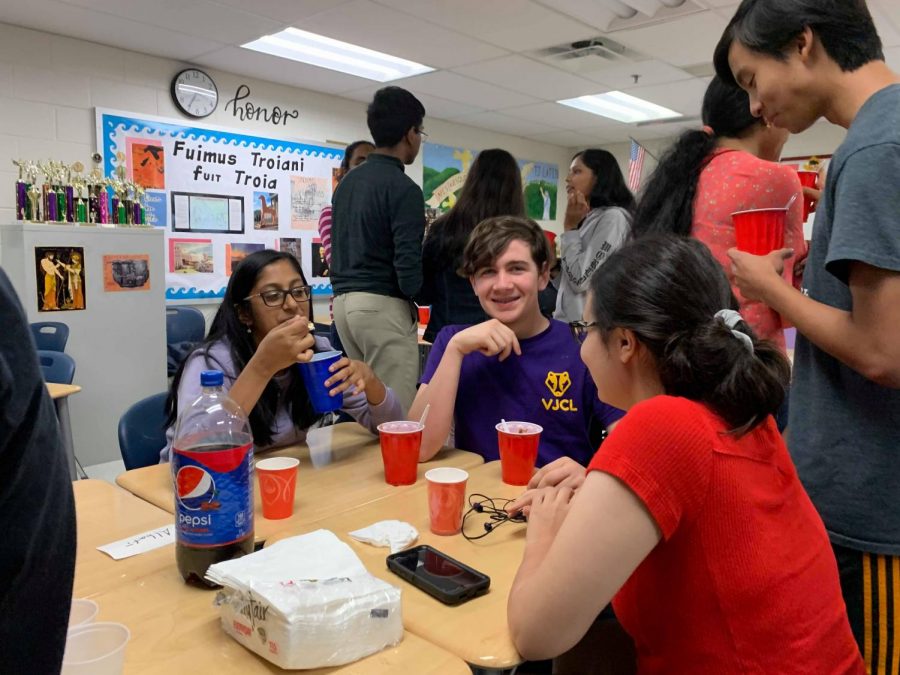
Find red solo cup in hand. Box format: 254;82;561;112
496;422;542;486
377;421;423;486
256;456;299;519
426;467;468;535
796;170;818;220
731;208;786;255
416;304;431;326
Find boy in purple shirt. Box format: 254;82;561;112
409;216;623;468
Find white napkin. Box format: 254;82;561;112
349;520;418;554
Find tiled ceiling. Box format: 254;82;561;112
1;0;899;147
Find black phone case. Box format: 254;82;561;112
386;545;491;606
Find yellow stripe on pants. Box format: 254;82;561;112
865;553;873;674
878;555;888;674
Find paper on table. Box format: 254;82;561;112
97;524;175;560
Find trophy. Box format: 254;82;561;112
13;159;28;220
71;162;87;223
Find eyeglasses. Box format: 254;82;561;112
569;320;599;344
416;128;428;138
244;286;311;307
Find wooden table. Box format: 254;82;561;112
266;461;526;673
116;423;484;541
73;481;470;674
47;382;81;480
73;480;174;598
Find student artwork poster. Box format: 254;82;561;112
423;141;558;221
97;108;342;302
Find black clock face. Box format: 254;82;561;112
172;69;218;118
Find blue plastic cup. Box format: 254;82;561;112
298;350;344;414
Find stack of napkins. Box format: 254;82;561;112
207;530;402;670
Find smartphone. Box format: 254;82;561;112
386;545;490;605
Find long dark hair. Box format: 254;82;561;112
165;250;318;446
574;149;636;213
631;77;762;238
340;140;374;173
426;148;525;264
589;235;790;433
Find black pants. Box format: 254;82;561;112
833;542;900;674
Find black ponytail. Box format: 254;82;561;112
589;235;790;434
632;76;765;239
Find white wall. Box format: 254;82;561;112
602;120;847;188
0;21;575;355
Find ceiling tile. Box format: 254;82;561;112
373;0;597;51
207;0;354;24
611;10;729;67
297;0;507;69
59;0;285;45
501;101;622;128
531;0;618;32
621;77;711;117
194;47;375;95
448;111;563;137
385;71;540;111
452;55;599;101
583;59;694;90
5;1;225;60
529;129;617;148
342;86;486;119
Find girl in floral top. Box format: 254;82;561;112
633;76;806;352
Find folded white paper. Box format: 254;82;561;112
97;524;175;560
349;520;418;554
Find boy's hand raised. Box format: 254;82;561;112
448;319;522;361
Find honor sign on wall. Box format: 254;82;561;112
97;108;341;301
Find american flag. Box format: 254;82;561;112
627;138;646;193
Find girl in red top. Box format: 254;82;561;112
632;77;807;352
507;235;863;674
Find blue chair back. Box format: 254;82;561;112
118;393;168;470
166;307;205;345
37;350;76;384
31;322;69;352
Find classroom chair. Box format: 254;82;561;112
30;321;69;352
37;350;76;384
118;392;168;470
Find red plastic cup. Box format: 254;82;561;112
796;170;818;221
426;467;468;535
377;421;423;486
256;457;299;519
416;304;431;326
496;422;542;486
731;208;786;255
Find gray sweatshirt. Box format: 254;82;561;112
554;206;631;322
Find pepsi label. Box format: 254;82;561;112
173;442;253;547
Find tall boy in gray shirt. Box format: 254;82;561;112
715;0;900;662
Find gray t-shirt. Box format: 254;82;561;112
789;84;900;555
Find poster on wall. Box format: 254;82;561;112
97;109;343;302
103;254;150;292
35;246;85;312
422;142;558;226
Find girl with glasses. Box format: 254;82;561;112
161;249;402;461
507;235;862;673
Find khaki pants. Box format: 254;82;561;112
333;292;418;414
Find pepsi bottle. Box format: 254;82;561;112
172;369;254;587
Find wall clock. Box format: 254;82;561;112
171;68;218;119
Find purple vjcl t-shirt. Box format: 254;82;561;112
421;320;624;467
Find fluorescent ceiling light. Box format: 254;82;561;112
558;91;681;123
242;28;433;82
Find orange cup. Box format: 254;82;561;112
426;468;468;535
731;208;786;255
796;170;818;221
256;457;299;519
377;421;423;486
416;304;431;326
496;422;542;486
